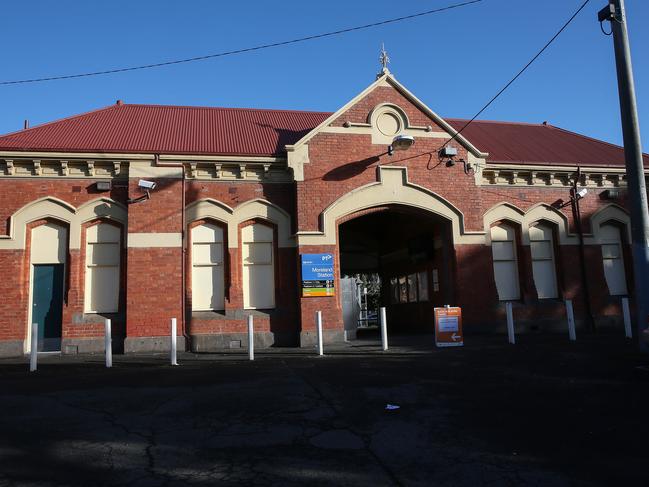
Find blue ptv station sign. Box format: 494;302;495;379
301;253;335;297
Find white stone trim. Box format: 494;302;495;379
590;204;631;243
0;151;153;160
127;232;182;248
482;201;631;246
286;71;488;182
296;165;484;246
129;161;183;179
480;163;634;188
319;125;450;139
0;197;74;250
185;198;295;248
0;197;127;250
0;158;127;179
158;155;284;163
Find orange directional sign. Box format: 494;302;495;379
434;306;463;347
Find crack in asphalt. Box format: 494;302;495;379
279;358;403;487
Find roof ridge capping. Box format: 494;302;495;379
120;103;333;115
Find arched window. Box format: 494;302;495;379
491;223;520;300
529;223;558;299
191;223;225;311
600;224;628;296
85;223;121;313
242;223;275;309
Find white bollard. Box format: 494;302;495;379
29;322;38;372
506;302;515;345
316;311;324;356
622;297;632;339
248;314;254;361
380;307;388;351
170;318;178;366
105;318;112;368
566;299;576;341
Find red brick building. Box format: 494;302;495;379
0;70;647;356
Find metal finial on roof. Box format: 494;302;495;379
378;43;390;76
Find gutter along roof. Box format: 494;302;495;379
0;103;646;167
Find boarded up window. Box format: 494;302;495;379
529;223;558;299
600;224;628;296
192;223;225;311
85;223;120;313
491;224;520;301
242;223;275;309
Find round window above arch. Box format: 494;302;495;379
368;104;410;144
376;111;401;136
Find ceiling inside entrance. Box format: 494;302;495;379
338;208;442;274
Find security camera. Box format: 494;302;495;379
577;188;588;199
138;179;157;190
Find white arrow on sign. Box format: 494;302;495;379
451;333;461;341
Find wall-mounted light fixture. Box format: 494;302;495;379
95;180;112;192
388;135;415;156
601;188;621;200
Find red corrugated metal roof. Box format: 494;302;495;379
446;119;649;167
0;104;331;157
0;103;646;167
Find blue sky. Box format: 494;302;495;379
1;0;647;147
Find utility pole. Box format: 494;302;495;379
570;167;595;332
599;0;649;348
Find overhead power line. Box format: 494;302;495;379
445;0;592;147
0;0;483;86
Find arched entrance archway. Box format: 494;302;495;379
296;166;483;346
338;204;455;337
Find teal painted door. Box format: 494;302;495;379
32;264;64;352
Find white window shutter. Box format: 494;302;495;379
84;223;121;313
242;223;275;309
529;223;558;299
600;225;628;296
491;224;520;300
191;223;225;310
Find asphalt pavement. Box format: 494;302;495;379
0;332;648;486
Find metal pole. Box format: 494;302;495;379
247;314;254;361
506;302;515;345
604;0;649;348
363;287;368;323
29;322;38;372
171;318;178;366
105;318;112;368
622;297;632;338
380;306;388;351
566;299;577;342
316;311;324;356
571;169;595;332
